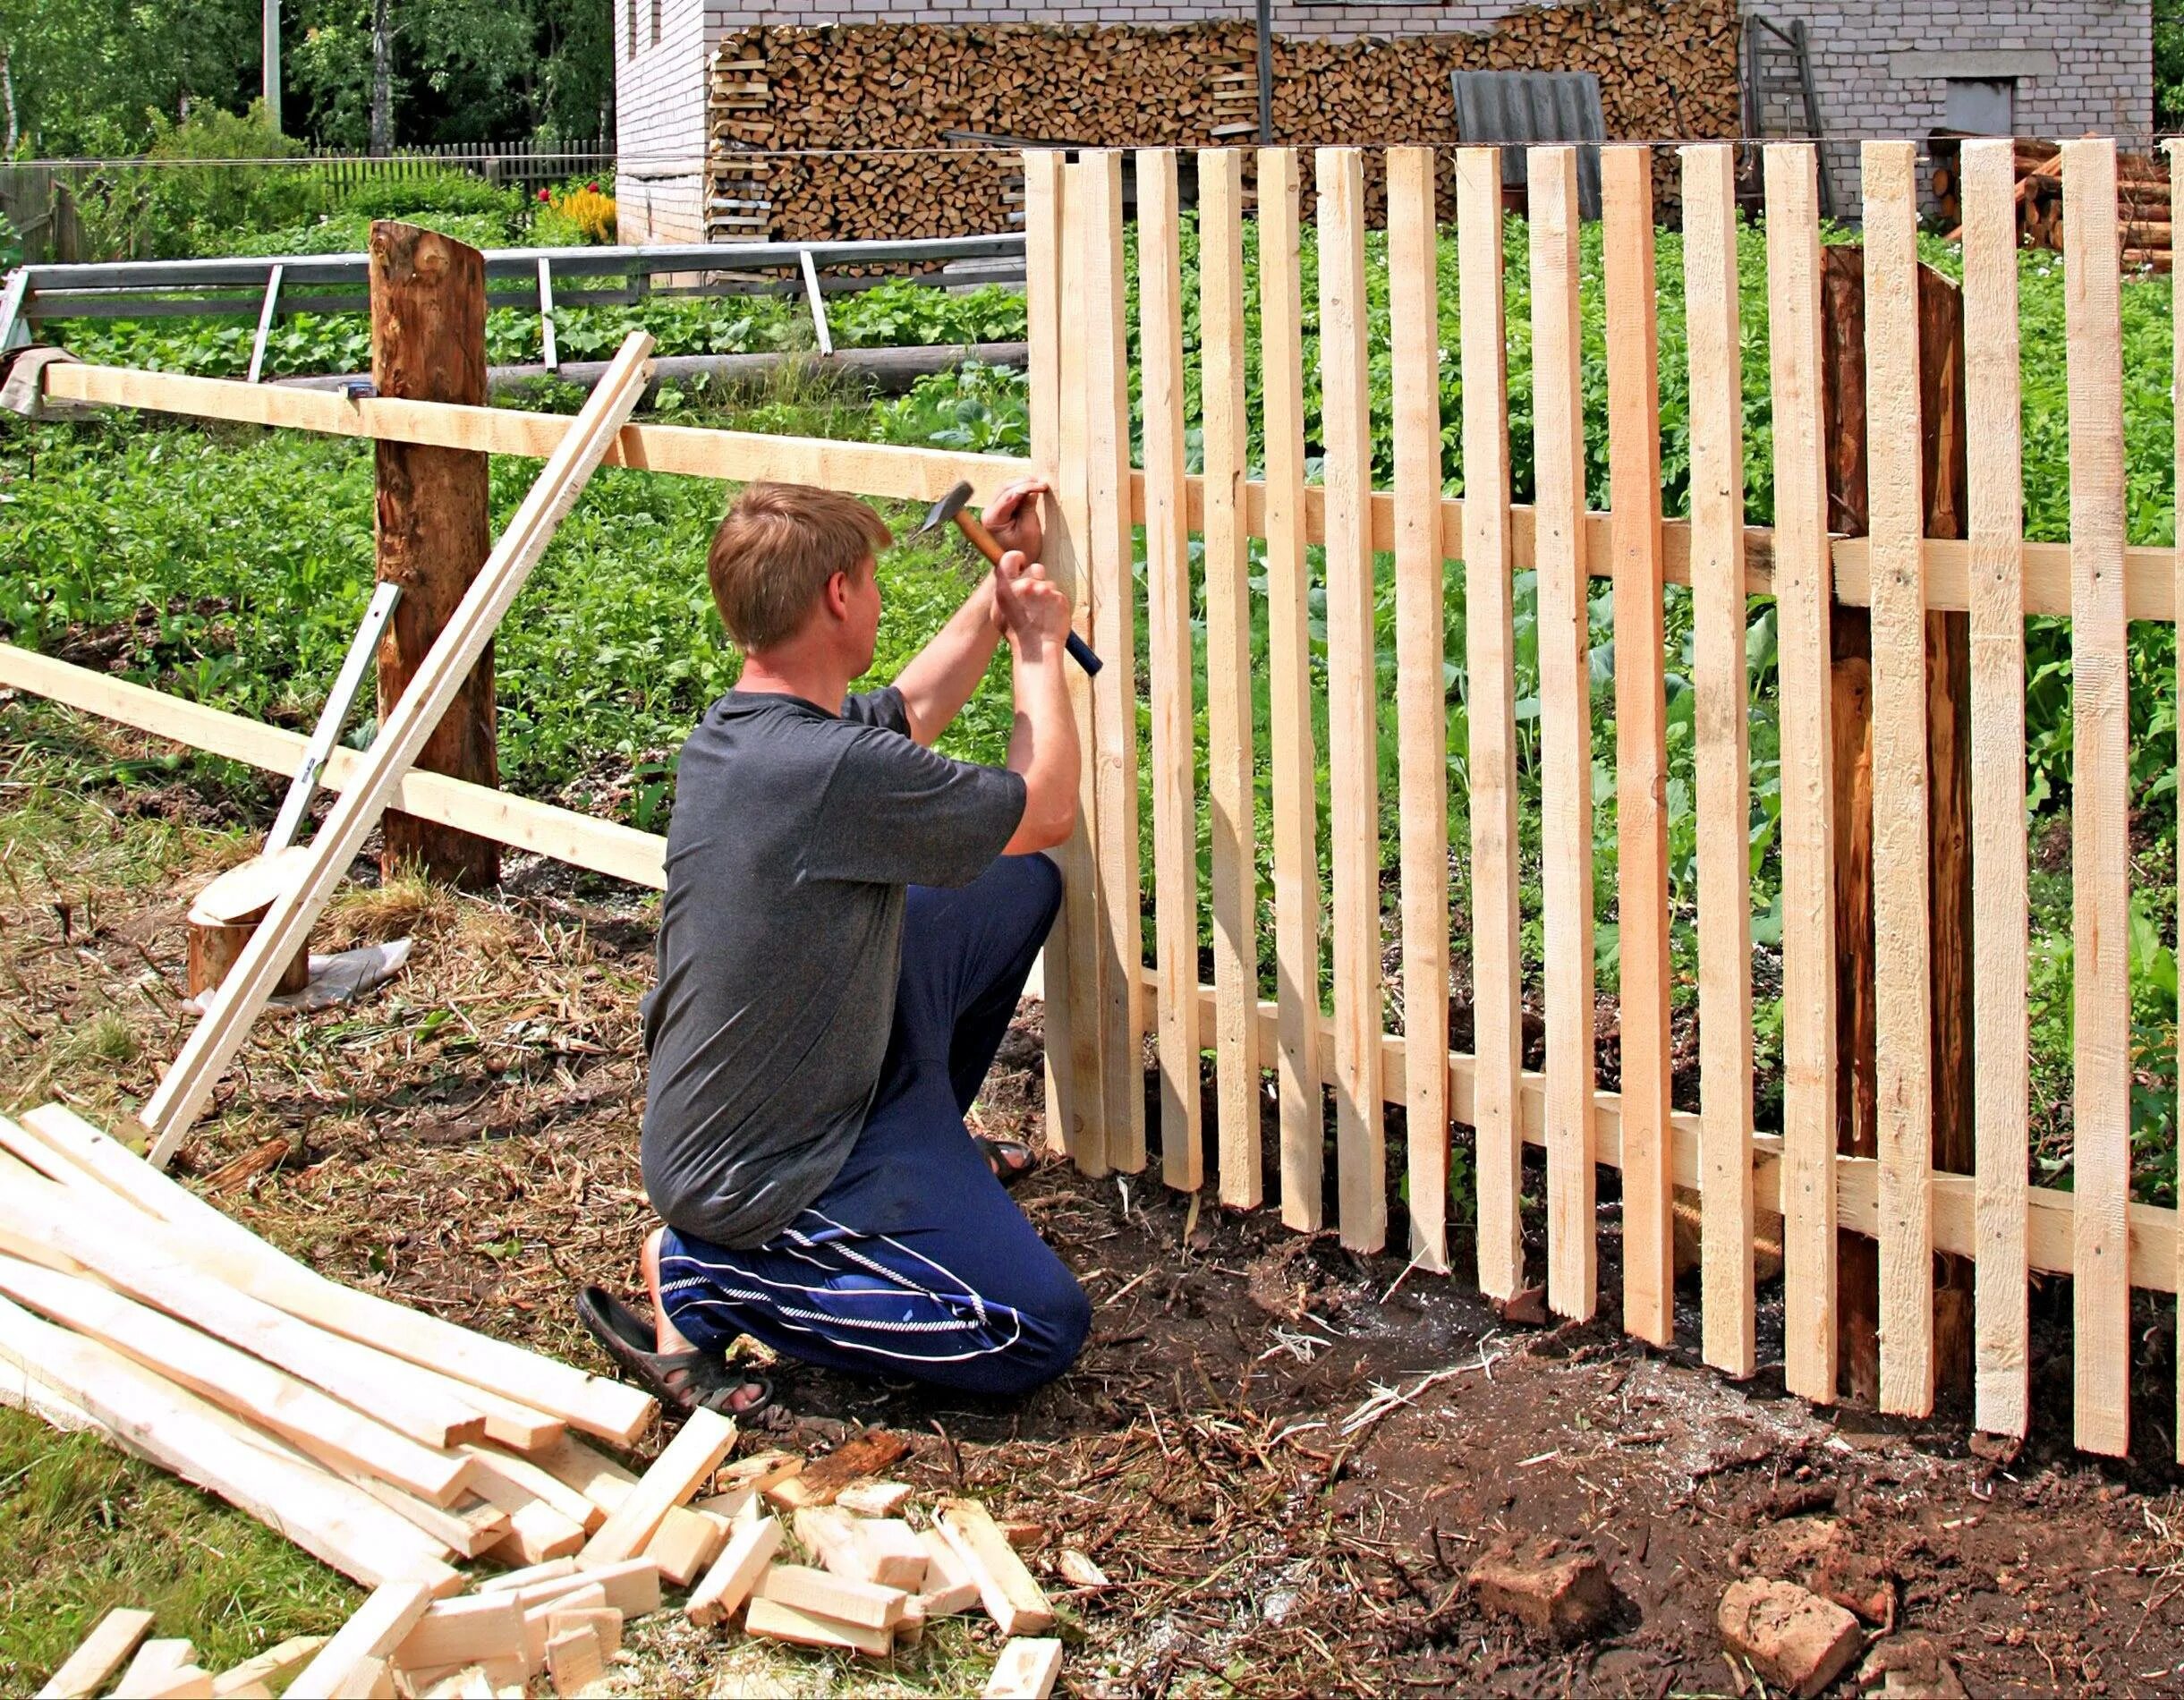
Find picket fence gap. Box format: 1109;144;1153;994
1023;138;2175;1460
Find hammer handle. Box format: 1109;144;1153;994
952;511;1104;676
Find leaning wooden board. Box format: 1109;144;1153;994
136;332;656;1163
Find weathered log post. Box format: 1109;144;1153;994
1818;245;1975;1405
369;221;498;888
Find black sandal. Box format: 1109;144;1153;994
976;1135;1037;1190
576;1286;774;1420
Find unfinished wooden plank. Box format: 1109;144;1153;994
0;1241;487;1494
744;1597;890;1659
1601;143;1674;1346
1259;145;1326;1233
1682;141;1757;1379
1048;155;1108;1177
291;1582;438;1698
2175;135;2184;1463
478;1560;577;1595
1763;141;1840;1407
1316;146;1386;1254
510;1559;659;1623
935;1499;1056;1636
136;332;655;1161
521;1583;604;1670
850;1518;928;1591
1388;144;1451;1273
542;1626;603;1695
685;1515;783;1627
479;1495;584;1567
754;1565;910;1630
0;1172;487;1450
441;1385;560;1455
36;1607;156;1700
117;1640;196;1697
208;1636;327;1699
0;1314;457;1593
1196;146;1264;1212
984;1638;1064;1700
1862;140;1937;1418
1083;149;1148;1176
1020;146;1077;1164
1959;136;2032;1441
11;1103;655;1450
2064;137;2133;1458
917;1528;982;1616
579;1408;736;1566
462;1446;605;1534
389;1597;524;1675
546;1606;621;1656
1526;144;1592;1318
643;1502;729;1587
1138;146;1203;1194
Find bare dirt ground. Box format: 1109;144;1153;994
9;701;2184;1696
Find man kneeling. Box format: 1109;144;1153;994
579;480;1089;1416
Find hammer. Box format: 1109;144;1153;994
914;480;1102;676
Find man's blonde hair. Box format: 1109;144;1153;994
706;482;893;651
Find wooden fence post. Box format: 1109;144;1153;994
370;221;500;889
1818;243;1975;1405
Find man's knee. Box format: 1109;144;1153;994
1000;851;1064;928
986;1262;1091;1397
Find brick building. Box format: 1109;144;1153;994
613;2;2154;243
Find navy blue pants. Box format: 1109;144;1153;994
657;854;1089;1398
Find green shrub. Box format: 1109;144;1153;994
336;169;525;223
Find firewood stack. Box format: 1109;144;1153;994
707;4;1744;242
1932;137;2173;270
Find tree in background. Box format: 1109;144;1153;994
2160;0;2184;132
0;0;608;155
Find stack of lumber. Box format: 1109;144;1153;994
706;4;1742;241
5;1103;1068;1696
1933;137;2173;268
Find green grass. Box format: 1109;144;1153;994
0;1407;359;1687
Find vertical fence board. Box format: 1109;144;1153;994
1683;142;1756;1379
1259;147;1326;1234
1137;149;1202;1194
1863;140;1936;1417
1602;145;1674;1346
1389;145;1451;1272
1316;149;1386;1254
1084;150;1148;1177
1763;143;1840;1405
2173;136;2184;1464
1960;138;2031;1441
2063;138;2132;1458
1197;149;1264;1211
1527;147;1590;1316
1050;157;1109;1177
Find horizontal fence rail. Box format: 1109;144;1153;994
6;138;2181;1462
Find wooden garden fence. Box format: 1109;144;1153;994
1027;136;2180;1463
4;138;2180;1461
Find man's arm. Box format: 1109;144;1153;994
892;478;1050;745
994;550;1080;855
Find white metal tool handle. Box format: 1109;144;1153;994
264;580;403;854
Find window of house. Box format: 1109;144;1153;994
651;0;662;45
626;0;637;58
1943;78;2015;135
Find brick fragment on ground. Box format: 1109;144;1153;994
1813;1545;1895;1627
1466;1549;1616;1644
1857;1632;1968;1699
1718;1577;1862;1698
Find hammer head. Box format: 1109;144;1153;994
914;479;977;537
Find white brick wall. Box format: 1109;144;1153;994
625;1;2154;236
1754;0;2152;212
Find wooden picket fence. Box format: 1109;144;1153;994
1024;139;2182;1458
299;141;614;200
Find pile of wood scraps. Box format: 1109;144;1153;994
33;1608;326;1700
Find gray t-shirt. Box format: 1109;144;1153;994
640;684;1027;1248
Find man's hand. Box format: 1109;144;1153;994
982;477;1051;563
990;548;1071;667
